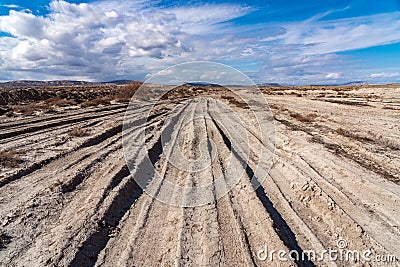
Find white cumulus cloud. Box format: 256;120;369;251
282;12;400;55
0;0;399;84
1;4;20;9
370;72;400;78
0;0;249;81
326;72;341;79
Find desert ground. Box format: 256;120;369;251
0;83;399;266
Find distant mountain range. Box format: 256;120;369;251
183;82;224;87
340;81;371;85
0;80;390;89
309;81;372;86
0;80;139;89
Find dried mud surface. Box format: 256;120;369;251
0;85;399;266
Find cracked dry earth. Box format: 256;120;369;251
0;85;399;267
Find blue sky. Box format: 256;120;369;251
0;0;399;84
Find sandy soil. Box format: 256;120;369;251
0;85;399;266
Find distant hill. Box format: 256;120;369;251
309;81;372;86
1;79;387;89
101;80;138;85
183;82;224;87
0;80;140;89
340;81;371;86
0;80;96;89
259;83;281;86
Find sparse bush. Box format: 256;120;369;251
68;127;91;137
13;105;35;115
113;82;142;102
44;107;57;114
220;94;249;109
336;127;351;137
5;110;14;117
380;138;400;150
81;97;111;107
46;97;76;107
382;106;398;110
0;232;11;249
325;143;344;154
335;128;373;142
290;112;318;122
0;149;24;168
290;92;302;97
310;135;323;144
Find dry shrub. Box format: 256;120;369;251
81;97;111;107
335;128;373;142
44;106;57;114
382;106;398;110
220;94;249;109
310;135;323;144
336;127;355;138
113;82;142;102
290;112;318;122
221;95;235;101
11;100;70;115
13;104;35;115
5;110;15;117
0;232;11;249
0;149;24;168
290;92;302;97
68;127;91;137
342;129;400;149
46;97;76;107
380;138;400;150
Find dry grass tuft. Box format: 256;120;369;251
5;110;15;117
0;149;24;168
290;112;318;122
380;138;400;150
220;95;249;109
290;92;302;97
68;127;91;137
335;128;373;142
0;232;11;249
13;105;35;116
46;97;76;107
382;106;399;110
10;99;72;115
81;97;111;107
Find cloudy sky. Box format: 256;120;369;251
0;0;399;84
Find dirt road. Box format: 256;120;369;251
0;85;399;266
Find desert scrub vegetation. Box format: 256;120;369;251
335;128;373;142
0;149;25;168
46;97;76;107
380;138;400;150
290;92;302;97
336;128;399;150
113;82;142;102
81;97;111;107
7;98;73;116
382;105;399;110
68;127;91;137
289;112;318;122
220;94;249;109
12;104;35;116
0;232;11;249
